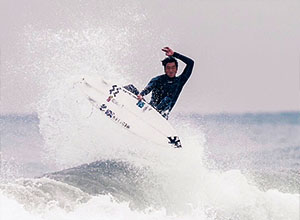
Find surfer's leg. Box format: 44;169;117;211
123;84;140;96
155;97;173;119
156;97;172;111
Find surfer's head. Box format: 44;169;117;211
162;57;178;78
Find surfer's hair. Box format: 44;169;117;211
161;56;178;69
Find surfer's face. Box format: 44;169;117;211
165;62;177;78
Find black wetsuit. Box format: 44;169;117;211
140;52;194;113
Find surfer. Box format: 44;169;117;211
137;47;194;118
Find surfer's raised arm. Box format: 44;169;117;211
172;51;194;85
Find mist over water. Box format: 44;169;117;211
1;1;300;219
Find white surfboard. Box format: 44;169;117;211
76;76;182;148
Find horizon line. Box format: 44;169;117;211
1;110;299;118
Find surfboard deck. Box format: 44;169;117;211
77;76;182;148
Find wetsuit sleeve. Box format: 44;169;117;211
139;77;157;96
173;52;194;85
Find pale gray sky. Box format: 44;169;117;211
1;0;300;114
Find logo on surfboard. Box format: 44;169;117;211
109;85;122;97
99;103;130;129
136;100;145;108
106;95;113;102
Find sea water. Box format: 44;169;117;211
1;112;299;220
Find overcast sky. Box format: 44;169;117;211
1;0;300;114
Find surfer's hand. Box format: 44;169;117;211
137;94;143;101
162;47;174;56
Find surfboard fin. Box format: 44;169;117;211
167;136;182;148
